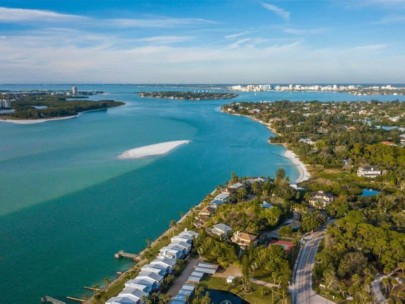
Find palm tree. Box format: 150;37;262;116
170;220;177;236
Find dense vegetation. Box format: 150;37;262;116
223;101;405;191
139;91;238;100
4;93;123;119
222;100;405;303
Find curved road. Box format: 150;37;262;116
290;231;334;304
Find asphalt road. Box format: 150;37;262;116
290;231;335;304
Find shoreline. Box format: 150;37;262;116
221;110;310;184
0;105;123;125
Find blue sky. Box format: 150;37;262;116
0;0;404;83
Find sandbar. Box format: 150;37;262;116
0;115;78;124
118;140;191;159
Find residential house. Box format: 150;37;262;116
137;271;164;286
149;257;176;274
227;182;244;193
195;205;216;227
140;265;166;277
299;138;315;145
231;231;258;250
106;295;142;304
357;166;382;178
127;277;159;292
210;223;232;239
210;192;230;208
124;280;155;294
309;190;335;209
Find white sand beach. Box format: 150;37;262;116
284;150;310;183
0;115;78;124
118;140;191;160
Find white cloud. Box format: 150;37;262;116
283;27;326;35
225;31;251;40
135;36;192;45
109;17;217;28
0;6;217;28
0;7;85;23
261;3;290;22
377;15;405;23
353;44;387;51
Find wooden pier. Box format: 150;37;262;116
84;286;101;292
114;250;140;261
41;296;66;304
66;296;85;303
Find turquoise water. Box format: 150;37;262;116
0;85;402;303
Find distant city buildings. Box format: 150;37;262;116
229;84;272;92
0;99;11;109
71;86;78;96
228;84;404;95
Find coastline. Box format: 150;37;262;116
221;110;310;184
0;105;122;125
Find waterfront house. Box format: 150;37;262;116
231;231;258;250
137;271;164;286
210;223;232;239
128;277;159;291
140;265;166;276
309;190;335;209
124;280;154;294
119;287;149;303
210;192;230;208
149;257;176;273
357;166;382;178
198;206;215;217
106;295;142;304
246;177;266;184
177;230;199;240
159;244;185;259
169;240;192;255
195;206;216;227
227;182;244;193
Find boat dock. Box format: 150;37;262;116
114;250;140;261
41;296;66;304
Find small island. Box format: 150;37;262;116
0;92;124;122
138;91;238;101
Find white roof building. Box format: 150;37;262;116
106;296;140;304
211;223;233;237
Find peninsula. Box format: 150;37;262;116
138;91;238;101
0;92;124;122
222;100;405;303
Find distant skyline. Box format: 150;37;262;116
1;0;405;84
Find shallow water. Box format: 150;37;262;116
0;84;401;303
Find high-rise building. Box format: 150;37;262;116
72;86;78;96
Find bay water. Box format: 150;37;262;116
0;85;401;303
